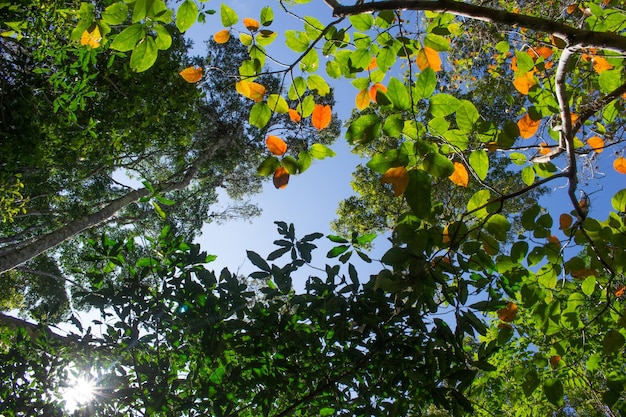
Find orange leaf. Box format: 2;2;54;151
517;113;541;138
550;355;561;368
243;18;260;31
559;213;573;229
288;109;301;123
615;285;625;298
448;162;469;187
273;167;289;189
614;157;626;174
311;104;332;130
366;57;377;71
416;46;442;72
539;142;552;155
592;56;614;74
369;83;387;102
547;235;560;245
527;46;553;60
236;80;266;102
566;3;578;14
571;268;598;279
486;142;499;152
80;25;101;48
510;56;518;72
587;136;605;153
497;302;518;322
355;89;370;110
179;66;203;83
266;135;287;156
513;71;536;95
213;29;230;44
381;166;409;196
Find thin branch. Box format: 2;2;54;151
327;0;626;53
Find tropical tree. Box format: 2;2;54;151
2;0;626;415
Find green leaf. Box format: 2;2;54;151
366;149;408;173
307;74;330;96
176;0;198;33
485;214;511;242
260;6;273;26
424;33;450;51
288;77;307;100
220;3;238;26
130;36;158;72
349;14;373;31
603;329;625;355
414;68;436;100
110;23;144;52
350;48;372;70
469;150;489;180
467;190;491;219
582;275;596;296
102;2;129;25
151;201;166;219
247;250;271;272
267;94;289;113
346;114;382;145
310;143;336;159
387;77;411;110
285;30;310;52
430;93;460;117
543;379;564;406
423;152;454;177
132;0;148;23
257;156;281;176
515;49;535;73
327;245;350;258
522;371;540;397
611;189;626;212
405;169;431;218
300;49;319;72
282;156;299;174
249;102;271;128
599;69;624;94
153;24;172;50
303;16;324;39
327;235;349;244
256;30;276;46
456;100;479;133
297;151;313;173
383;114;404;138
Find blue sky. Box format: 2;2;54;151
186;1;381;286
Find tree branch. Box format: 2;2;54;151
328;0;626;52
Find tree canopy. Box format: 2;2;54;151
1;0;626;416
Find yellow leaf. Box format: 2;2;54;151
179;66;203;83
273;167;289;189
592;56;614;74
288;109;301;123
614;157;626;174
416;46;442;72
369;83;387;102
448;162;469;187
381;166;409;196
243;17;260;31
513;71;536;95
587;136;605;153
517;113;541;138
311;104;332;130
442;225;451;244
497;302;518;322
236;80;266;102
80;25;101;48
266;135;287;156
213;29;231;44
355;89;370;110
366;57;377;71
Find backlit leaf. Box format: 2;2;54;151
267;94;289;113
288;109;301;122
539;142;552;155
369;83;387;102
449;162;469;187
179;66;203;83
517;113;541;138
110;23;144;52
311;104;332;130
592;56;614;74
469;150;489;181
80;25;101;48
559;213;573;229
513;71;537;95
381;166;409;196
220;3;238;27
213;29;230;44
260;6;274;26
243;17;260;31
310;143;336;159
236;80;266;102
355;89;370;110
614;157;626;174
273;167;289;189
130;36;158;72
416;46;441;72
176;0;198;33
266;135;287;156
249;102;271;128
587;136;605;153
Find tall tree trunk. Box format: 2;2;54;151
0;138;230;274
